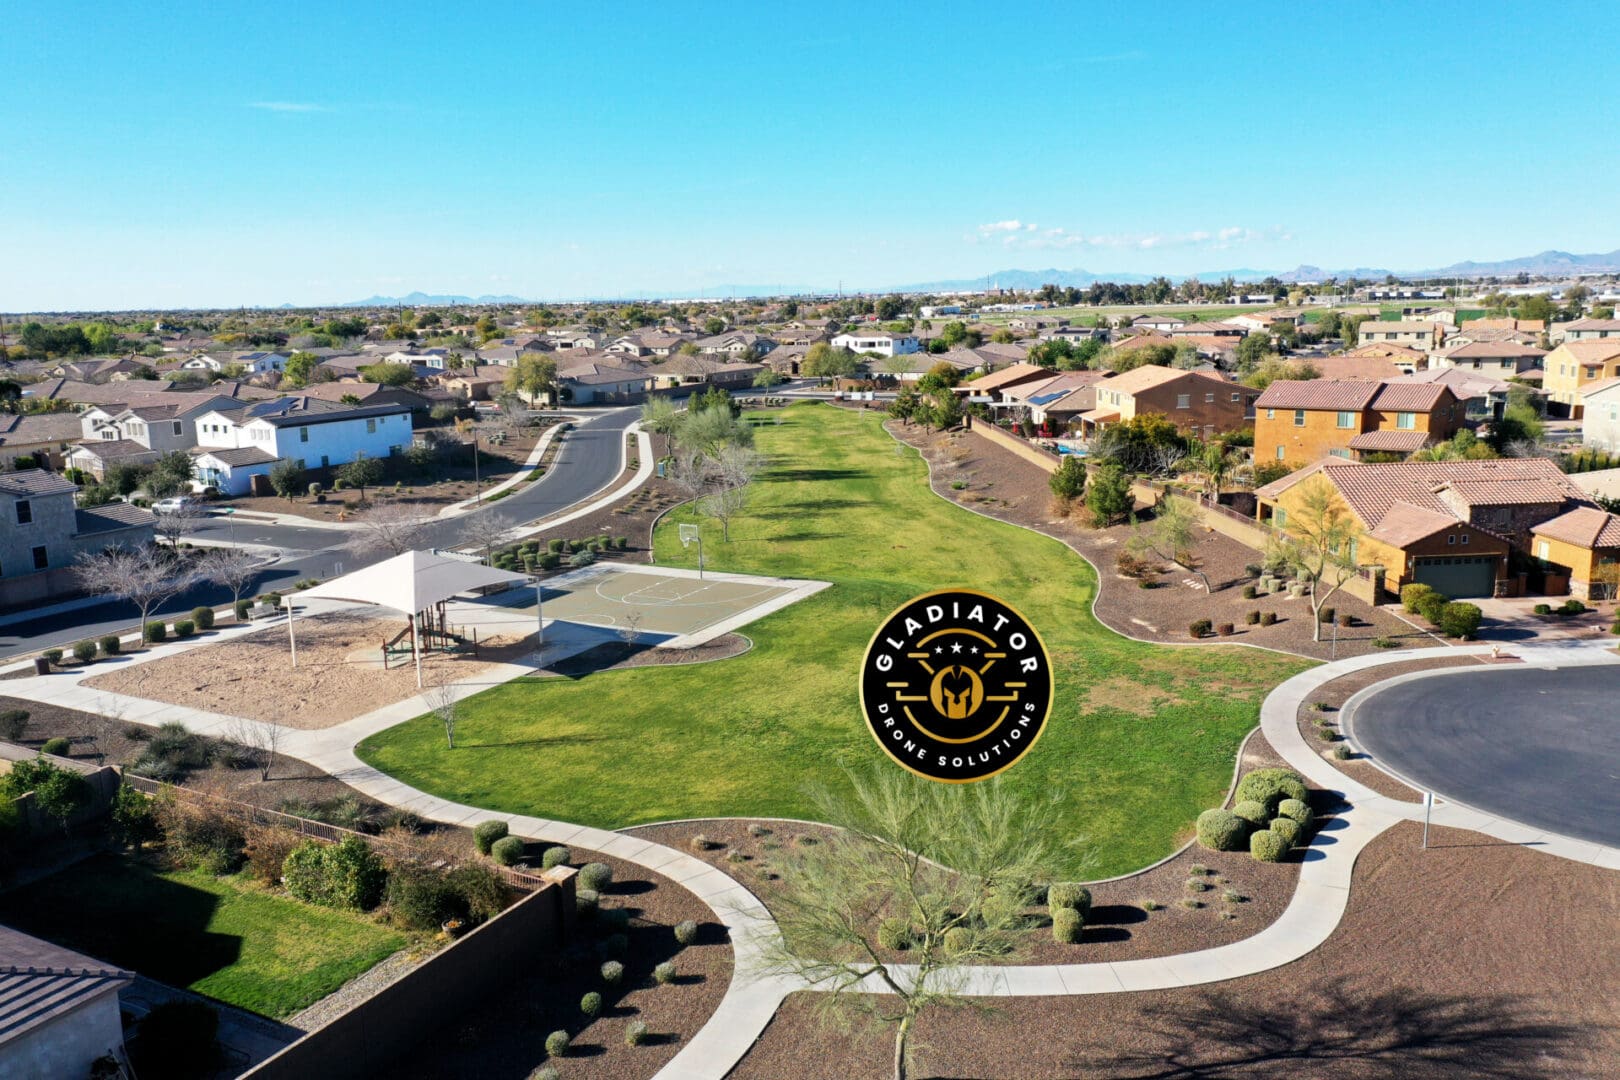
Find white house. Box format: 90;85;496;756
919;305;961;318
1581;378;1620;452
190;396;413;493
831;330;921;357
181;354;226;371
384;348;450;370
234;351;290;375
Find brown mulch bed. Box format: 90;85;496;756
388;839;732;1080
629;733;1316;970
520;433;684;560
889;422;1432;662
730;819;1620;1079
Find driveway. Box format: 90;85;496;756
1347;663;1620;847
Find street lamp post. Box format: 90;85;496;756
470;427;481;503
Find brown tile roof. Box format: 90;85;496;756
0;468;78;497
1260;458;1582;531
1099;364;1192;395
1347;429;1432;452
1254;379;1381;410
1112;332;1173;352
1309;355;1403;382
1557;340;1620;361
968;362;1053;392
1559;318;1620;333
1345;343;1428;361
1466;317;1544;333
1392;367;1509;398
1438;340;1547;359
1532;506;1620;549
1368;382;1450;412
1367;501;1464;546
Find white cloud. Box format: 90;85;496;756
976;220;1029;236
969;223;1290;252
248;101;331;113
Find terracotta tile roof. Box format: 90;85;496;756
1367;501;1464;546
1437;340;1546;359
1556;340;1620;361
1260;458;1582;531
1347;429;1432;452
1254;379;1380;411
1311;355;1403;382
1532;506;1620;549
1369;382;1449;412
1559;318;1620;333
1466;317;1544;333
1346;343;1427;360
1580;376;1620;398
1392;367;1509;398
968;362;1053;392
1112;332;1173;352
1098;364;1200;396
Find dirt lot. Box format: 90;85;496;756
731;820;1620;1079
82;611;528;728
888;419;1431;662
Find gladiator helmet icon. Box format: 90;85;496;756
928;663;984;720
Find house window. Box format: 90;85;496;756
300;426;309;443
1275;445;1285;460
1461;534;1469;545
1205;392;1215;403
321;455;330;468
1265;408;1275;420
1329;448;1351;459
173;421;183;435
1293;409;1306;427
15;500;31;525
1447;534;1456;545
1176;394;1190;409
1537;540;1550;560
32;546;48;570
1396;412;1415;429
1231;392;1241;403
366;419;377;434
1336;411;1355;428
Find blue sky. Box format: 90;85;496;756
4;1;1616;310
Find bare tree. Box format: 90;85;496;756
424;681;458;750
461;511;516;565
222;717;284;781
617;610;644;648
74;546;193;640
676;442;764;542
152;502;204;548
200;546;261;619
346;501;433;557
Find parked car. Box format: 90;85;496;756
151;496;199;514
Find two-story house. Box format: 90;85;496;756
1429;340;1545;376
1253;379;1464;466
233;351;291;376
1080;366;1252;440
0;469;155;606
1357;320;1445;350
189;397;413;495
1579;378;1620;452
65;395;232;480
1549;317;1620;344
1542;340;1620;416
829;330;920;357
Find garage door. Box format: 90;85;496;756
1411;555;1496;598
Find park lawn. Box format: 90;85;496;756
0;852;406;1018
359;404;1310;878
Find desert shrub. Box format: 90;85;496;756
1195;809;1249;851
260;592;282;608
1433;600;1482;639
538;845;571;870
1250;829;1288;862
547;538;566;553
580;991;602;1018
1216;623;1234;637
144;621;167;642
1401;583;1437;614
277;795;368;832
530;1068;560;1080
1275;797;1314;828
1337;613;1353;628
135;1000;218;1077
625;1020;649;1046
1333;743;1353;760
674;919;699;945
943;926;972;954
1245;610;1261;625
1047;883;1091;916
154;794;245;874
1260;611;1277;626
569;549;596;568
598;932;629;958
601;959;625;986
1415;591;1448;625
383;860;457;930
1270;817;1303;847
1533;603;1552;615
613;536;628;551
98;634;121;656
42;647;64;666
174;620;196;638
578;862;612;891
1315;724;1338;742
1318;607;1336;624
654;960;676;984
1559;599;1587;615
490;836;525;866
537;552;561;570
0;709;27;741
192;606;215;630
282;836;386;910
689;833;713;852
243;824;302;886
1115;550;1151;579
1231;800;1268;828
1189;619;1213;639
575;887;600;917
72;640;97;664
1372;636;1397;648
41;737;71;757
444;864;507;925
1241;584;1257;600
878;917;912;951
599;907;631;931
1051;906;1083;944
473;819;509;855
545;1030;570;1058
234;599;252;620
108;783;157;849
1234;768;1309;813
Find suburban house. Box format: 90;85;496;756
1580;378;1620;450
762;343;811;376
189;397;413;493
830;330;920;357
958;362;1058;403
1310;354;1405;382
64;395;233;479
545;328;612;350
1230;309;1308;334
1006;316;1068;332
1343;342;1430;374
999;371;1110;430
1253;379;1465;465
1081;366;1252;439
1391;367;1512;421
555;356;655;404
1542;340;1620;416
180;353;228;371
1357;320;1445;350
0;412;83;468
1131;315;1185;332
695;332;775;358
1429;339;1545;376
0;924;132;1078
0;469;156;605
1530;506;1620;599
1166;320;1246;339
1549;317;1620;343
1255;457;1587;599
648;353;763;390
1465;317;1544;335
232;351;291;376
293;382;432;411
607;330;690;357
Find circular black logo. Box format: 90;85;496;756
860;590;1053;783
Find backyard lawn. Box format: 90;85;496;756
359;404;1310;877
0;853;406;1018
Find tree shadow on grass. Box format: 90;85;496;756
765;467;867;483
1072;980;1586;1079
457;733;613;751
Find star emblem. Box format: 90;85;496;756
950;642;962;654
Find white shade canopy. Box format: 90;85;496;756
299;549;530;616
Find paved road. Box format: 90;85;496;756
1349;664;1620;847
0;406;641;659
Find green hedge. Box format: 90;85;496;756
473;819;508;855
1234;768;1309;814
1047;882;1091;916
1269;817;1303;847
1051;905;1083;944
1250;829;1288;862
282;836;387;910
1232;799;1269;828
1195;809;1249;851
1439;601;1482;639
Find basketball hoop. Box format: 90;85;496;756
679;524;705;579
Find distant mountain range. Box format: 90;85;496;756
322;248;1620;307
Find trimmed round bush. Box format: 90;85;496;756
234;599;252;620
1318;606;1336;625
1047;883;1091;916
1231;800;1269;828
654;960;676;984
575;887;600;917
578;862;612;892
1195;808;1249;852
1439;601;1483;639
1415;591;1448;625
674;919;699;946
42;647;63;666
943;926;972;955
600;960;625;986
580;991;602;1018
174;619;196;638
599;932;629;957
625;1020;648;1046
1242;584;1258;600
1188;619;1213;639
541;845;571;870
545;1030;570;1058
72;640;97;664
689;833;712;852
1234;768;1309;814
192;606;215;630
1051;905;1083;944
1250;829;1288;862
99;634;121;656
1270;817;1303;847
473;819;509;855
1533;602;1552;615
1260;611;1277;626
41;737;71;757
144;621;167;643
877;917;911;951
0;709;27;741
1401;582;1437;614
490;836;525;866
1333;743;1353;760
1276;798;1314;829
599;907;630;931
530;1068;560;1080
1246;610;1261;625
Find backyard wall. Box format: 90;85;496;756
240;866;577;1080
967;420;1061;473
0;740;121;834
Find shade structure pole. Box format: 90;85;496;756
535;578;544;647
411;612;423;689
287;602;297;669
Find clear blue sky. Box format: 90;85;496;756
5;1;1616;310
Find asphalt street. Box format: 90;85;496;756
1349;664;1620;847
1;406;641;658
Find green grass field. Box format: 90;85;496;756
0;853;406;1018
359;405;1309;877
